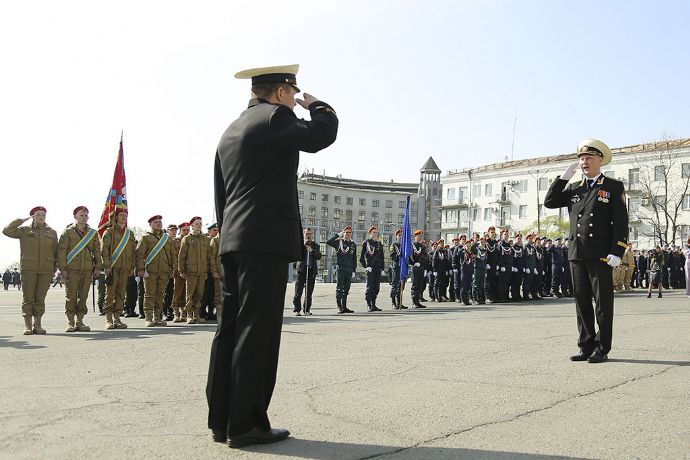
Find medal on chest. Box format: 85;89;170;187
597;190;610;203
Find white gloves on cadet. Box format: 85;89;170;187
560;161;580;181
433;272;438;277
511;267;518;273
607;254;622;267
486;264;491;269
366;267;372;273
414;263;421;267
500;267;506;272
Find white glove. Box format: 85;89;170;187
381;270;386;276
414;263;420;267
433;272;438;277
500;267;506;272
560;161;580;181
453;269;458;273
135;276;140;282
534;268;538;275
523;268;528;273
366;267;373;273
424;270;428;277
447;271;452;276
607;254;622;267
562;267;565;272
486;264;491;269
512;267;518;273
351;272;355;278
542;271;546;275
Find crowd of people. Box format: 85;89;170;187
2;268;21;290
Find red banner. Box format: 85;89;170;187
97;133;128;235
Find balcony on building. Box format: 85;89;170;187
493;193;511;204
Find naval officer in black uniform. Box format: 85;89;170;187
208;64;338;447
544;139;628;364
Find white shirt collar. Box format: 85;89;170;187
584;172;602;184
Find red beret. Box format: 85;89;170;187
30;206;46;216
189;216;202;225
368;226;377;233
179;222;190;229
73;206;88;216
343;226;352;231
452;237;460;241
148;215;162;224
395;229;402;236
413;230;423;236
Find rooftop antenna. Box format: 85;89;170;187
511;114;517;160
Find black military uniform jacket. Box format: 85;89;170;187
214;98;338;262
512;243;524;271
409;242;428;266
360;239;384;270
431;248;449;273
485;238;499;268
294;240;322;273
471;242;488;269
544;174;628;261
390;241;401;268
326;235;357;270
498;240;513;269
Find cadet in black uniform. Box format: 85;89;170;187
292;228;322;316
551;237;565;297
541;238;552;297
409;230;428;308
544;139;628;364
470;235;487;304
459;240;474;305
432;239;449;302
427;241;437;301
484;226;499;303
389;229;407;309
510;234;524;301
327;227;356;314
523;234;539;300
360;226;384;312
496;229;513;302
562;238;573;296
208;64;338;447
449;236;462;302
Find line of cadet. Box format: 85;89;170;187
3;206;221;335
314;224;577;314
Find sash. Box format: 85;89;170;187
145;233;169;267
66;228;97;265
111;228;131;267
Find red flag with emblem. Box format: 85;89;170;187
97;132;128;235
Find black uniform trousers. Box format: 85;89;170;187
335;267;353;302
472;267;486;303
293;268;316;311
207;252;289;437
390;266;401;300
570;260;614;355
411;266;424;302
551;264;562;294
365;269;381;302
510;269;524;300
496;267;511;300
485;266;498;300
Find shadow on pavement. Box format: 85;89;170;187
44;324;218;341
240;438;592;459
283;305;497;325
609;358;690;366
0;336;47;349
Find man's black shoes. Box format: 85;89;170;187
227;427;290;448
570;351;593;361
212;429;227;443
587;350;608;363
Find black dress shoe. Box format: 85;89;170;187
587;350;608;363
570;351;593;361
228;427;290;448
211;429;227;443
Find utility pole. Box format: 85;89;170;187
527;169;548;234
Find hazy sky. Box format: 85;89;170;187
1;0;688;267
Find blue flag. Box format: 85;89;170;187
400;195;413;281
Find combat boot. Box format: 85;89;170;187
105;312;115;330
113;314;128;329
65;314;76;333
173;306;184;323
153;310;167;327
23;316;33;335
371;300;382;312
336;298;345;314
33;315;46;334
75;316;91;332
187;310;197;324
342;297;353;314
145;311;156;327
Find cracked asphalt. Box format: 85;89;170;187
1;285;689;459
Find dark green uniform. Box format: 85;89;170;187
326;234;356;313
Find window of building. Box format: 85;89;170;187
372;199;379;207
320;229;328;241
358;210;366;222
483;208;491;220
446;188;456;200
357;222;365;230
308;218;315;226
321;207;328;218
629;197;641;212
385;212;392;223
432;187;438;197
654;165;665;181
357;232;365;240
334;195;341;204
359;198;366;206
538;177;549;191
333;208;341;219
628;168;640;184
411;211;417;222
346;197;353;205
445;210;457;223
683;164;690;178
299;204;303;215
384;224;393;232
515;179;528;193
371;211;379;222
630;227;639;241
683;195;690;210
398;213;405;224
472;207;479;221
654;195;667;206
458;187;468;203
385;200;393;208
519;205;527;219
310;192;316;201
473;184;481;197
308;206;316;217
345;209;353;221
459;209;468;222
411;202;417;211
484;183;492;196
322;194;329;202
299;190;304;199
399;201;405;208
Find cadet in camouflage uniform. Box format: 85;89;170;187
136;215;176;327
101;208;136;330
172;222;190;322
178;216;217;324
3;206;58;335
57;206;102;332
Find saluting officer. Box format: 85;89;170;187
389;229;406;310
292;227;321;316
327;226;356;314
544;139;628;363
360;226;384;312
408;230;428;308
3;207;58;335
136;215;176;327
58;206;103;332
101;208;136;330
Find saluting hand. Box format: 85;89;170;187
296;93;320;110
560;161;580;181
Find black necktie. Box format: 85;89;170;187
587;179;595;190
